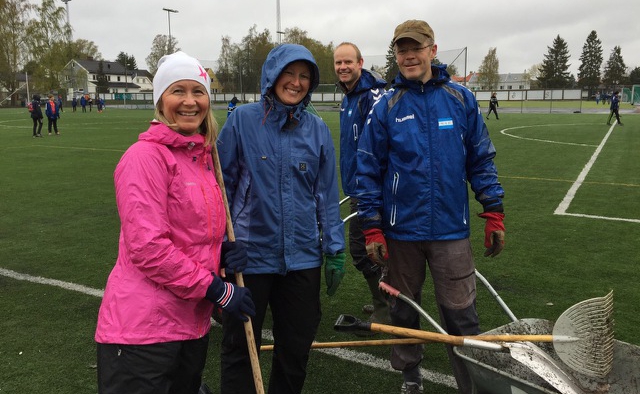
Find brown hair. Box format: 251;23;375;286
336;42;362;62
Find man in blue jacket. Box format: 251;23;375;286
356;20;505;394
334;42;390;325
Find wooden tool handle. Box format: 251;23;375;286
370;323;557;344
260;338;427;351
211;141;265;394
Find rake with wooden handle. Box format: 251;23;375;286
211;141;265;394
376;281;615;378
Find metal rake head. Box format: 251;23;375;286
553;290;614;378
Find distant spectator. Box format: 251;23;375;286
486;92;499;120
57;94;64;113
72;97;77;112
80;95;87;112
45;94;60;136
227;96;238;118
607;91;623;126
97;96;104;113
30;94;44;138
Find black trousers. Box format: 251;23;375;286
220;268;322;394
97;335;209;394
487;106;499;119
47;117;58;133
607;109;621;124
32;118;42;135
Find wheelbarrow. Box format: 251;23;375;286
453;271;640;394
454;318;640;394
347;271;618;393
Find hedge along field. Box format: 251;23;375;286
0;106;638;393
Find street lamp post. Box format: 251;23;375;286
61;0;72;39
162;8;178;53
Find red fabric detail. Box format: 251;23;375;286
478;212;505;248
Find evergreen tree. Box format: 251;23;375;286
538;35;573;88
577;30;603;95
116;52;137;71
383;41;398;85
602;46;627;88
629;67;640;85
477;48;500;90
95;60;109;94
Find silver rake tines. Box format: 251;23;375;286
553;291;614;378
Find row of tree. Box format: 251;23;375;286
2;0;639;106
476;31;638;94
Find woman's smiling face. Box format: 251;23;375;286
160;80;209;135
273;61;312;106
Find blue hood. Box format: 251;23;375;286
260;44;320;107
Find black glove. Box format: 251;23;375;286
205;275;255;321
221;241;247;274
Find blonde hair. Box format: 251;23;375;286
154;102;218;147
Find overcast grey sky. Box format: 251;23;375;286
53;0;639;77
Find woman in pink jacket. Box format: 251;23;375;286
95;52;255;394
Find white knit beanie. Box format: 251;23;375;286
153;51;211;106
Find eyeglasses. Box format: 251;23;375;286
395;45;433;56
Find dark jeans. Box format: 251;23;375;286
32;117;42;135
385;238;478;394
96;335;209;394
221;268;322;394
47;117;58;133
608;109;621;124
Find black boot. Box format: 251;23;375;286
366;271;391;325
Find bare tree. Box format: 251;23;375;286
0;0;34;104
146;34;180;75
477;47;500;90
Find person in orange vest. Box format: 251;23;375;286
45;94;60;135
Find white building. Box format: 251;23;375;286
466;72;531;91
60;59;153;98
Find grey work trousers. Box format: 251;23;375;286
385;237;479;394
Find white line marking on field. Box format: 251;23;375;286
0;267;105;297
553;124;640;223
501;123;640;224
0;267;457;390
500;124;599;147
260;329;457;389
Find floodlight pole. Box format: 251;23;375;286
61;0;72;39
276;0;281;43
162;8;178;53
